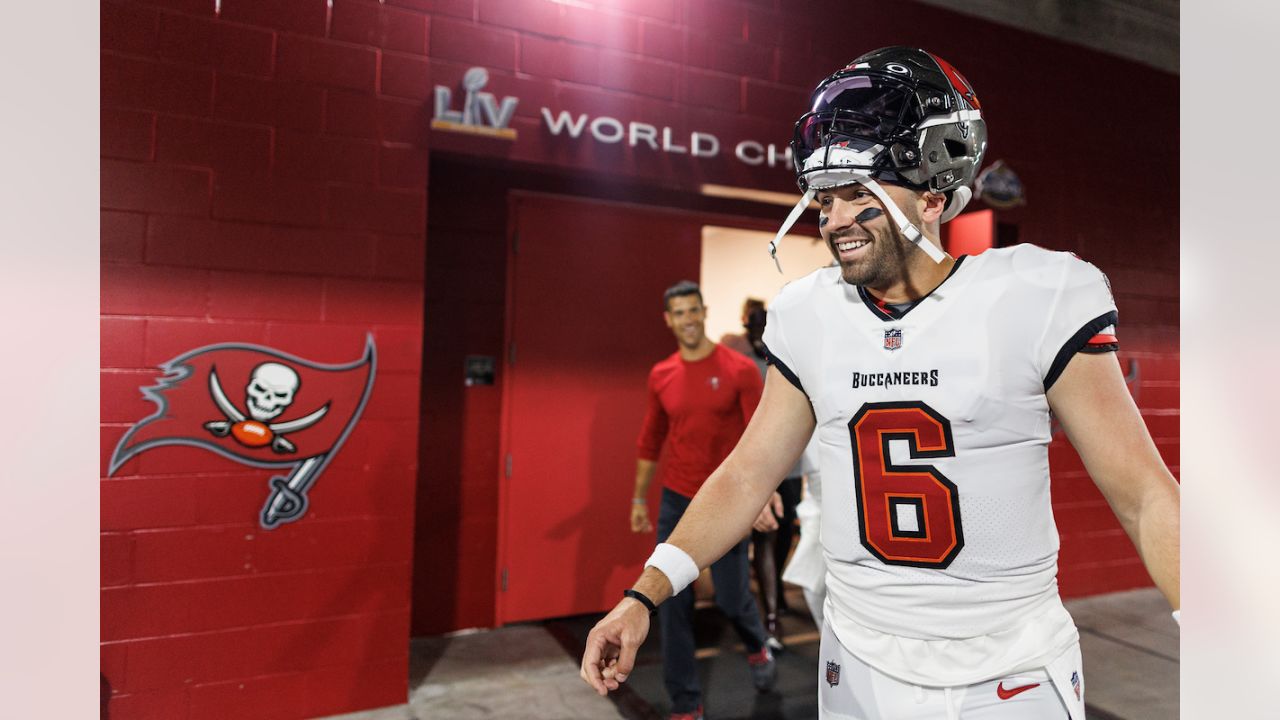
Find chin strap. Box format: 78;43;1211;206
856;176;947;264
767;188;815;274
766;177;947;272
770;142;957;271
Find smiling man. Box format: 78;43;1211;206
628;280;775;720
584;47;1180;720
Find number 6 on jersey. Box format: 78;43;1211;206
849;401;964;568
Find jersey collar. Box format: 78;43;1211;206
855;255;969;322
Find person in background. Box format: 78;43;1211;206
781;433;826;630
629;281;777;720
738;304;804;649
718;297;767;361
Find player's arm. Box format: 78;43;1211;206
580;366;816;695
631;374;668;533
1047;351;1180;611
630;459;657;533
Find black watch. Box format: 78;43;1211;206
623;588;658;615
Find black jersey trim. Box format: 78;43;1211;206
856;255;968;322
1044;310;1119;391
761;341;807;399
1079;342;1119;354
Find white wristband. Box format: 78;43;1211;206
1172;609;1180;626
645;543;699;596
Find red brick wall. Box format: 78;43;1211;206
101;0;427;717
101;0;1177;714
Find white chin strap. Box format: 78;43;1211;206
852;176;947;264
768;147;950;272
767;187;816;273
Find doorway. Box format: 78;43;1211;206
496;193;820;624
412;154;818;632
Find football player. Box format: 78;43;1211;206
581;47;1179;719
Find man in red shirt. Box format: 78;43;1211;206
630;280;777;720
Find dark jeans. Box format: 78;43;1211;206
657;487;769;713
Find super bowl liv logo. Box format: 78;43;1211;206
432;66;519;140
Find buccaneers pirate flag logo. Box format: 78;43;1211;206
109;337;377;529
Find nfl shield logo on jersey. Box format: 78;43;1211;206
1070;671;1081;701
825;660;841;687
883;328;903;351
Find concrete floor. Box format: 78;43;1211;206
1067;588;1180;720
324;587;1178;720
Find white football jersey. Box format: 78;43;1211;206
763;244;1118;686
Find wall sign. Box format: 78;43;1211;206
464;355;495;386
432;66;794;169
109;337;377;529
975;160;1026;208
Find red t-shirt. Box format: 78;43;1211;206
636;344;764;498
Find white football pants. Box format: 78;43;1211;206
817;621;1083;720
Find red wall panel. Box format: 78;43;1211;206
276;34;379;91
218;0;327;36
331;1;430;54
101;54;215;115
212;74;326;131
156;12;276;76
639;21;683;62
101;0;427;716
561;5;641;52
101;108;156;161
154;116;274;175
429;16;518;70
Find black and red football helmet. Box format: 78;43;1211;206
792;46;987;221
768;47;988;268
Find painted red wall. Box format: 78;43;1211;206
101;0;428;717
101;0;1177;714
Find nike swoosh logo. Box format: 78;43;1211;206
996;682;1041;700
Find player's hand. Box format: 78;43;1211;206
580;598;651;695
630;503;653;533
752;492;784;532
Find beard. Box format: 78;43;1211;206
826;195;930;288
829;221;914;287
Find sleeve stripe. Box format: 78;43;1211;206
1079;342;1119;354
1087;333;1118;345
761;341;807;398
1044;310;1119;391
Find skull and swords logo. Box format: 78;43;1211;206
203;362;330;453
109;337;376;530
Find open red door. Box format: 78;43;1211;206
496;193;705;624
